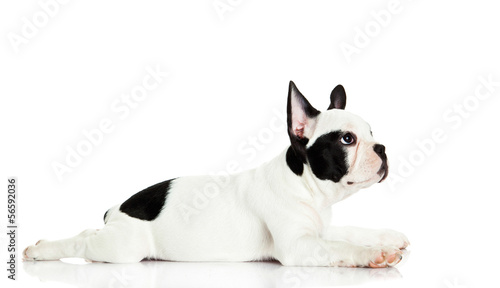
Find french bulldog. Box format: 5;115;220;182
24;81;409;267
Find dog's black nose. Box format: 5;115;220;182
373;144;386;158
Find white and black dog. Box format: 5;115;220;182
24;82;409;268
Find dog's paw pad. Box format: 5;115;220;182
368;248;402;268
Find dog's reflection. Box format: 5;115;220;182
24;259;403;287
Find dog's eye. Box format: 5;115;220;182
341;133;356;145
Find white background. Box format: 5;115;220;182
1;0;500;287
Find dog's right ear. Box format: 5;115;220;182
287;81;320;165
328;84;346;110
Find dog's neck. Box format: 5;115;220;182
257;148;359;208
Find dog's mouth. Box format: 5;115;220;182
346;175;379;186
347;179;371;185
346;162;388;186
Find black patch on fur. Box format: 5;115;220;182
307;131;349;182
119;179;174;221
286;146;305;175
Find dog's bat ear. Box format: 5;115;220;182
287;81;320;140
328;84;346;110
286;81;320;172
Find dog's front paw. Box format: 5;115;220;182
366;246;403;268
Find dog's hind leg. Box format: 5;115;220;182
23;229;100;261
24;214;153;263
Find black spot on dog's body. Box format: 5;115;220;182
119;179;175;221
307;131;349;182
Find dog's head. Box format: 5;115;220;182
286;81;388;192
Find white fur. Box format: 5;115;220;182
24;105;408;267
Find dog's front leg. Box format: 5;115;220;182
322;226;409;250
274;235;403;268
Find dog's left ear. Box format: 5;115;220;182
287;81;320;167
328;84;346;110
287;81;320;141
